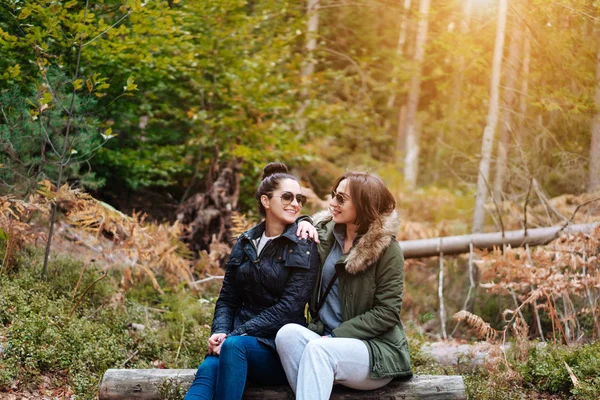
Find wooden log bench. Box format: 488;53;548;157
99;369;467;399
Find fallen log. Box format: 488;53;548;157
99;369;466;399
399;222;598;259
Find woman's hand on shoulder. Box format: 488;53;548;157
296;221;320;243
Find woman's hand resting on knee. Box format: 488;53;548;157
207;333;227;355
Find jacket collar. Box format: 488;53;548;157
315;210;399;275
241;220;302;244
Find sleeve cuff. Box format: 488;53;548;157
296;215;313;224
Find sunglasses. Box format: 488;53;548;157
331;190;350;205
272;191;307;206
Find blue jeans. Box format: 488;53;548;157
184;336;288;400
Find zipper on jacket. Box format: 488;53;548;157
253;237;277;265
247;234;259;256
315;264;324;309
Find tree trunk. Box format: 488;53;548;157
472;0;508;233
302;0;319;80
99;369;467;400
402;0;431;189
398;222;598;259
450;0;473;121
396;104;408;160
589;24;600;192
433;0;472;184
438;254;447;339
386;0;412;109
518;27;530;124
296;0;319;132
176;162;240;254
493;14;522;201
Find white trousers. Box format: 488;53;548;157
275;323;392;400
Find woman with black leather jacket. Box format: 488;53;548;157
184;162;319;400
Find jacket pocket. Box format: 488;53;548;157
284;244;312;269
369;334;412;378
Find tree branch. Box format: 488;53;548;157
82;9;132;48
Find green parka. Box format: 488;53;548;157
307;210;413;379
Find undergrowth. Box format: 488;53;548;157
1;245;599;399
519;342;600;399
0;246;213;399
407;323;600;400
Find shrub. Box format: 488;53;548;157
0;249;212;398
519;342;600;399
464;369;523;400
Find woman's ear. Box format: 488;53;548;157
260;194;270;211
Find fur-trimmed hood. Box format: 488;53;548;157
313;209;400;275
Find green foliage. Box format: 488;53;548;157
519;342;600;398
84;0;316;198
411;338;600;400
464;370;524;400
0;78;106;195
0;252;130;395
3;0;597;213
418;312;435;325
0;0;130;195
406;330;445;376
0;248;212;398
157;378;188;400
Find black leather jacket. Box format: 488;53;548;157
211;220;319;348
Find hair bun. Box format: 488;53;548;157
262;162;289;180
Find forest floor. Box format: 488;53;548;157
1;190;600;399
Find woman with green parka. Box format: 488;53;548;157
276;171;412;400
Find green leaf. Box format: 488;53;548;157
7;64;21;79
0;228;8;241
124;76;137;92
64;0;78;9
40;92;52;105
73;79;83;91
18;7;31;20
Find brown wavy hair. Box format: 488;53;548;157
331;172;395;234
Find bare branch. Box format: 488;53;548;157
523;177;533;236
559;197;600;232
42;0;91;279
38;118;61;157
68;271;108;318
194;274;224;285
551;1;597;21
43;76;70;114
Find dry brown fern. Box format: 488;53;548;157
0;196;47;269
33;180;197;293
475;225;600;343
230;211;253;239
453;310;499;341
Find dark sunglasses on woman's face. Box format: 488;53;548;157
331;190;350;205
272;192;307;206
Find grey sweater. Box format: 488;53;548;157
318;224;345;335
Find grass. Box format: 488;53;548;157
1;245;599;400
407;323;600;400
0;246;213;399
